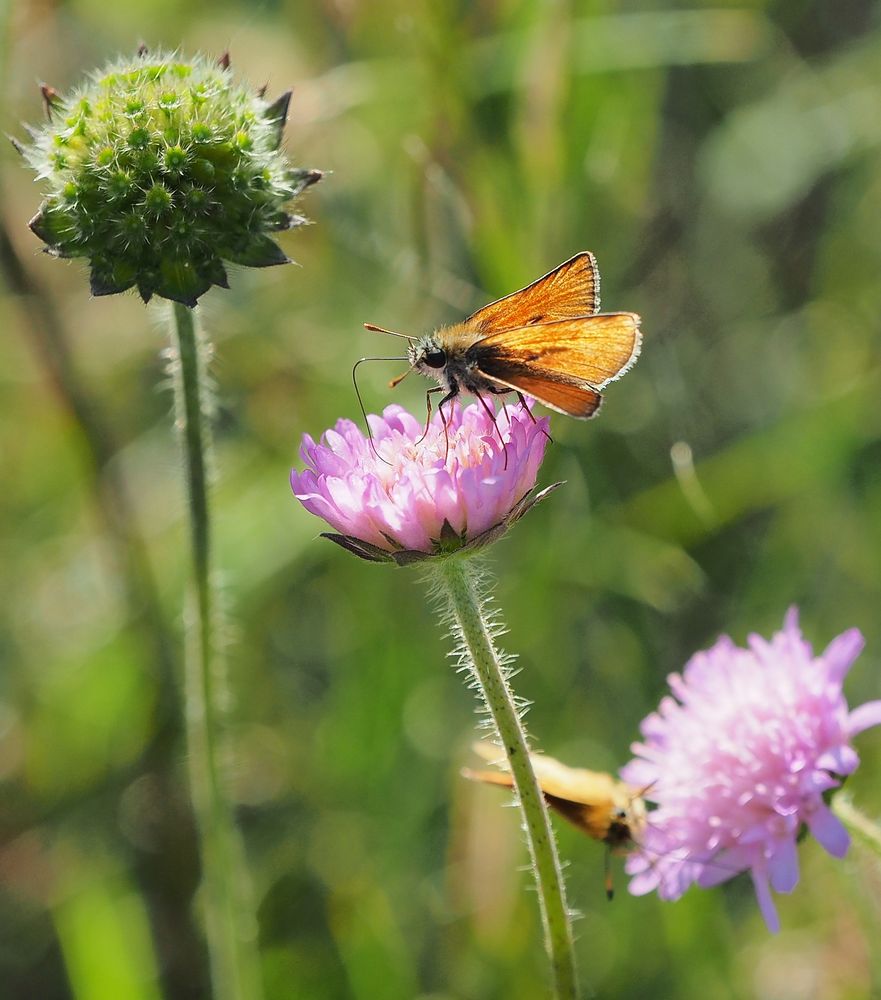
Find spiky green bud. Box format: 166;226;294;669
21;50;321;306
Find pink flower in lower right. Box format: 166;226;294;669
622;608;881;932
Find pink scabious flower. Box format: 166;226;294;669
290;401;557;564
622;608;881;932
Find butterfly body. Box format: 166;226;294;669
538;770;646;849
383;253;642;419
465;742;646;849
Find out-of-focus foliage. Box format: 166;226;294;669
1;2;880;998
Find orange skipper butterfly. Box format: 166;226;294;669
464;742;646;898
366;252;641;420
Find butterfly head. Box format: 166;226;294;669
605;786;647;848
409;335;448;376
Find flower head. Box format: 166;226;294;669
623;608;881;932
21;49;320;306
291;401;556;564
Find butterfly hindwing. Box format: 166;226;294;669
481;370;603;418
469;313;641;416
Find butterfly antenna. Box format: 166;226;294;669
352;356;407;466
363;322;416;343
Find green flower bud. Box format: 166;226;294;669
21;49;322;307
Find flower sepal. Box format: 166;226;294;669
263;90;292;150
288;167;325;196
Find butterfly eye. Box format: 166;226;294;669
423;349;447;369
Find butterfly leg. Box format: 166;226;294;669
515;391;553;444
604;846;615;901
435;389;460;463
415;386;444;446
474;390;509;470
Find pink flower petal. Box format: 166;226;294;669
849;700;881;736
696;854;739;888
750;868;781;933
821;628;865;683
768;837;799;893
816;746;859;774
627;868;661;897
806;802;850;858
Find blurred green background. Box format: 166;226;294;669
2;1;880;997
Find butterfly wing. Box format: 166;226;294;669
528;758;620;806
465;770;615;841
482;373;604;418
469;742;616;802
466;253;601;333
466;743;631;843
471;313;641;418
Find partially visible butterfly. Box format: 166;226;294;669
365;252;641;422
463;742;646;898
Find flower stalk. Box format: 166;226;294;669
431;556;578;1000
170;302;262;1000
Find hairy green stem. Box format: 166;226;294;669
170;303;263;1000
432;557;578;999
833;794;881;859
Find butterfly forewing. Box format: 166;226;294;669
523;756;623;807
466;252;601;333
476;314;641;386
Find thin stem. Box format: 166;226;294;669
432;557;578;1000
833;794;881;860
170;302;263;1000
